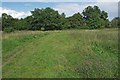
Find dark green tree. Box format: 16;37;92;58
58;13;70;29
30;7;63;30
14;16;32;30
0;17;2;31
67;12;84;29
1;6;116;32
82;6;109;29
2;13;15;32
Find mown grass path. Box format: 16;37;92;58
2;29;118;78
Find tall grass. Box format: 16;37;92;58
2;29;118;78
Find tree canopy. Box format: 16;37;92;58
1;6;118;32
29;7;63;30
82;6;109;29
67;12;84;29
110;17;120;28
0;17;1;31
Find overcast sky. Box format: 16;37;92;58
0;0;119;21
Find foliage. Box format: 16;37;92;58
2;13;15;31
30;7;63;30
14;16;32;30
4;27;15;33
67;12;84;29
2;6;118;32
0;17;1;30
82;6;109;29
110;17;120;28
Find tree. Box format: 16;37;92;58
2;13;15;32
110;17;120;28
0;17;2;31
30;7;63;30
58;13;70;29
1;6;116;32
82;6;109;29
67;12;84;29
14;16;32;30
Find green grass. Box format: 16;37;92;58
0;31;2;78
2;29;118;78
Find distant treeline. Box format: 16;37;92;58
0;6;120;32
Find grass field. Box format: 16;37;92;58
2;29;119;78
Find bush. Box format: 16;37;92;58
76;25;89;29
4;27;15;33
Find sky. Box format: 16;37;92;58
1;0;119;2
0;0;119;21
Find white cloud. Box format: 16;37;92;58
54;3;95;17
97;0;119;2
0;7;2;17
0;7;31;19
95;2;118;20
0;2;118;20
54;3;82;17
54;2;118;20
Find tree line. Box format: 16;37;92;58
1;6;120;32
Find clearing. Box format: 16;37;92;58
2;29;118;78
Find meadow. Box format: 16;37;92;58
2;29;119;78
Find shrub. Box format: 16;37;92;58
4;27;15;33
